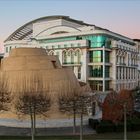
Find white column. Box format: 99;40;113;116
103;46;105;92
118;67;119;80
58;50;63;64
81;49;87;82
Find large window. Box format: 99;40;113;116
89;51;103;63
78;67;81;79
89;66;103;77
105;51;110;63
90;36;106;48
82;35;111;48
89;81;103;91
49;51;54;55
75;49;81;64
6;47;8;53
105;66;110;78
90;66;109;78
105;81;110;90
70;50;74;64
63;51;67;64
90;51;109;63
93;51;103;63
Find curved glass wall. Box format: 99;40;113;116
89;50;110;63
89;51;103;63
82;35;111;48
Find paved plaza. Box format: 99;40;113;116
0;117;95;136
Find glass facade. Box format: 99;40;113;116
89;80;110;91
105;66;110;77
89;81;103;91
39;35;111;49
89;51;103;63
89;66;103;77
105;51;110;62
82;35;111;48
105;81;110;90
78;67;81;79
89;50;110;63
39;34;111;92
89;66;109;78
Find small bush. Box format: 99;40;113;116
88;118;99;129
115;122;124;132
94;118;140;133
131;118;140;131
96;121;115;133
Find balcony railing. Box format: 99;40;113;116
116;62;126;66
62;62;82;65
131;64;138;67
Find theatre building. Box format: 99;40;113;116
4;15;140;92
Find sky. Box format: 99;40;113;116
0;0;140;52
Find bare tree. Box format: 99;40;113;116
14;77;51;140
59;95;80;134
15;93;50;140
0;73;11;112
77;95;90;140
59;82;92;135
59;93;91;140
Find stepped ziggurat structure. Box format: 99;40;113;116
4;15;140;92
0;47;92;119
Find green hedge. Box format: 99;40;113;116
89;118;140;133
88;118;99;129
96;121;115;133
131;118;140;131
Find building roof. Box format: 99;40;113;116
4;15;138;44
4;15;93;42
133;39;140;42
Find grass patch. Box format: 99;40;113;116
0;132;140;140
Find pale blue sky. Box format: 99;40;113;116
0;0;140;50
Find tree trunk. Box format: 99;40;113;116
124;104;127;140
73;108;76;134
30;106;34;140
80;112;83;140
33;106;36;137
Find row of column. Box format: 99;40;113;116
116;66;137;80
116;82;137;91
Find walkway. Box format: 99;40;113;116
0;117;89;128
0;125;95;136
0;117;95;136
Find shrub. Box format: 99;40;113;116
96;120;115;133
94;118;140;133
115;122;123;132
131;118;140;131
88;118;99;129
